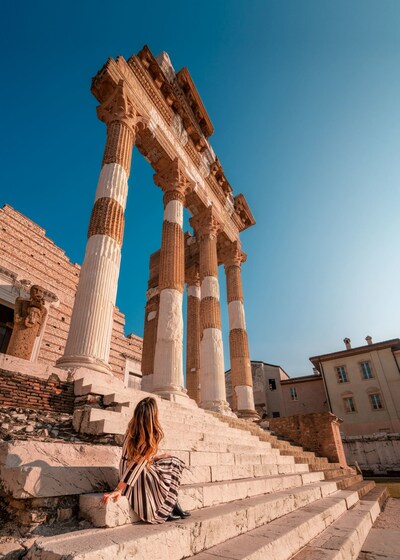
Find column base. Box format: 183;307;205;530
199;399;237;417
152;383;189;402
56;355;112;376
236;409;261;421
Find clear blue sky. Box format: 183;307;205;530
1;0;399;376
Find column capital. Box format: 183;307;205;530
154;158;192;206
190;206;222;239
220;240;247;269
97;80;138;132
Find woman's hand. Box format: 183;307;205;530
102;489;122;504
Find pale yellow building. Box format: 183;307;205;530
310;337;400;436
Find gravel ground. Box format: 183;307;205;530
373;498;400;530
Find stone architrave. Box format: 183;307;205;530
140;286;159;392
7;285;47;361
190;207;232;415
57;81;139;374
151;159;191;398
185;263;201;403
221;242;258;419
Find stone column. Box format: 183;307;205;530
185;264;201;403
140;287;159;392
222;241;258;419
152;159;189;399
57;81;137;374
190;207;232;414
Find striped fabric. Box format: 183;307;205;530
119;437;185;524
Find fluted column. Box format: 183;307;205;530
185;264;201;402
152;159;189;398
140;286;159;392
190;207;232;414
57;81;137;374
222;241;258;419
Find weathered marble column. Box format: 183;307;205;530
185;264;201;403
152;159;188;398
140;287;159;392
222;241;258;419
57;81;137;374
190;207;232;414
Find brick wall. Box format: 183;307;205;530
0;369;74;414
269;412;348;467
0;204;142;379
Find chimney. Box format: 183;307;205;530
343;337;351;350
312;367;320;376
365;335;373;346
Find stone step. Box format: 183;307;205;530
346;480;376;499
0;440;312;500
331;474;364;490
323;467;357;480
292;497;381;560
80;472;329;528
192;490;364;560
26;482;339;559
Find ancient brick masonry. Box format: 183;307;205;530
57;81;139;375
0;369;74;414
269;412;348;467
221;241;257;419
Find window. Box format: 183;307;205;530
343;397;356;413
360;361;373;380
290;387;298;401
336;366;348;383
369;393;383;410
272;411;280;418
269;379;276;391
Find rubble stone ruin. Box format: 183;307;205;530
56;46;258;419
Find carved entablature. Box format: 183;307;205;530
90;45;255;243
233;194;256;232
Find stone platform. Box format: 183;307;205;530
0;367;392;559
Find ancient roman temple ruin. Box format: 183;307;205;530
56;46;257;419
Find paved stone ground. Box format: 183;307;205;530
358;498;400;559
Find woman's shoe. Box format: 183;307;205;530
173;501;191;518
167;513;181;521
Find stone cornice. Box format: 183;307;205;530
97;80;138;132
233;194;256;232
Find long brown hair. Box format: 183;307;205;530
125;397;164;463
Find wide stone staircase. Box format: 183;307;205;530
1;370;389;559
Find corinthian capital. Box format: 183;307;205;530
220;240;247;268
190;206;222;239
154;158;193;205
97;80;137;131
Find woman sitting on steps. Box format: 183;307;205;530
102;396;190;523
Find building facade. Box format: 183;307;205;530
226;360;328;418
310;337;400;436
0;204;143;383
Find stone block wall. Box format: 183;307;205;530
342;433;400;475
269;412;347;467
0;204;142;379
0;368;74;414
